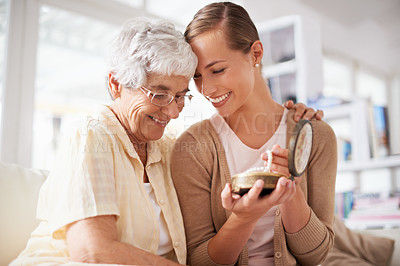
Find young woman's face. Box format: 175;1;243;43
190;30;257;117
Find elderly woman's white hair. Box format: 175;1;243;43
107;17;198;91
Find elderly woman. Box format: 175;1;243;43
11;18;197;265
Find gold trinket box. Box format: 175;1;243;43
231;119;313;196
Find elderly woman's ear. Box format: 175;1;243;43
108;73;122;99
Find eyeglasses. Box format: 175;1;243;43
139;86;193;107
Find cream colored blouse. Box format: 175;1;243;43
11;105;186;265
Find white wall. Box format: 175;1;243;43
243;0;399;76
389;75;400;155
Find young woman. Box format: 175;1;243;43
171;2;337;266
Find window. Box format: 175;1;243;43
113;0;143;8
356;70;387;106
323;56;352;100
32;5;119;169
32;4;215;169
0;0;8;146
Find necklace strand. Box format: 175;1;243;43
244;150;272;173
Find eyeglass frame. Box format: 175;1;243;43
139;86;193;107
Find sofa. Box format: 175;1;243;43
0;161;48;265
1;160;399;265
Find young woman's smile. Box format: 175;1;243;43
190;30;256;117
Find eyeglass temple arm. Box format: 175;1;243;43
141;87;152;97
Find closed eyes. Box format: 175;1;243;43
213;68;226;74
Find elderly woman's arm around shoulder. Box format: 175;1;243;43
66;215;183;265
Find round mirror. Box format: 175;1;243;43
288;119;313;177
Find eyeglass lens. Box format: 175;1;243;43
151;92;192;107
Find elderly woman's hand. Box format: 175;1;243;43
284;100;324;122
66;215;182;265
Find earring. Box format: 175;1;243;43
255;63;260;67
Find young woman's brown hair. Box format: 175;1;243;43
185;2;259;54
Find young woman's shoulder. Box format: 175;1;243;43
285;108;336;143
310;119;336;144
172;119;220;163
175;119;214;143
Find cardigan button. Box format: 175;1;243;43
275;252;282;258
174;241;180;247
159;199;165;205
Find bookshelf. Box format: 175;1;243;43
324;99;373;163
257;15;323;105
325;98;400;229
324;98;400;174
257;16;400;230
338;156;400;172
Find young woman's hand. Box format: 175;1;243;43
221;178;296;225
262;144;302;185
261;144;290;177
284;100;323;122
222;145;297;224
262;144;301;198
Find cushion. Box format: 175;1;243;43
0;161;48;265
323;217;395;266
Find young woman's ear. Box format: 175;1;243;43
251;40;263;67
108;73;122;99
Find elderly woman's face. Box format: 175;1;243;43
116;74;190;143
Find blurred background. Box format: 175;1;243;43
0;0;399;229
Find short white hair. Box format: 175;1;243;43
107;17;198;89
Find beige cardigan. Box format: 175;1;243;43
171;109;337;266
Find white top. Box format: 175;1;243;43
143;183;173;256
210;108;288;266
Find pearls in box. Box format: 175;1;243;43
245;150;272;174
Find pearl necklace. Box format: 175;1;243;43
244;150;272;174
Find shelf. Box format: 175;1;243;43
338;155;400;172
323;103;354;120
345;217;400;230
262;59;296;77
257;15;322;104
